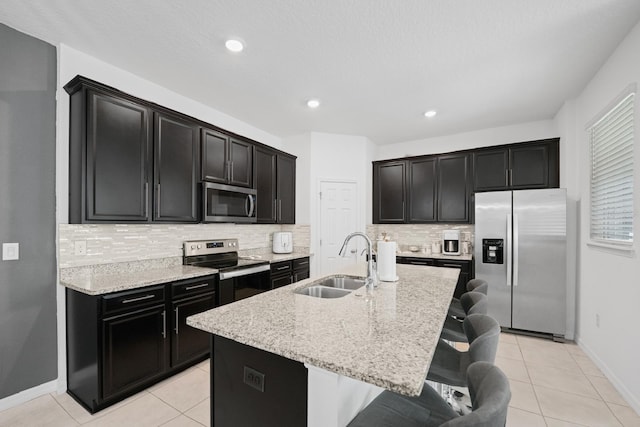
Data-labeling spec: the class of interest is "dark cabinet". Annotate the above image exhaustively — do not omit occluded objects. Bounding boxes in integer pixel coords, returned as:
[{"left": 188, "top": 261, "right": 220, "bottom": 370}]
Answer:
[
  {"left": 437, "top": 154, "right": 471, "bottom": 223},
  {"left": 373, "top": 161, "right": 406, "bottom": 223},
  {"left": 201, "top": 128, "right": 253, "bottom": 187},
  {"left": 102, "top": 304, "right": 168, "bottom": 399},
  {"left": 68, "top": 87, "right": 152, "bottom": 223},
  {"left": 254, "top": 147, "right": 296, "bottom": 224},
  {"left": 66, "top": 275, "right": 216, "bottom": 413},
  {"left": 473, "top": 138, "right": 559, "bottom": 192},
  {"left": 373, "top": 154, "right": 469, "bottom": 224},
  {"left": 270, "top": 257, "right": 309, "bottom": 289},
  {"left": 153, "top": 113, "right": 199, "bottom": 222},
  {"left": 408, "top": 158, "right": 437, "bottom": 223}
]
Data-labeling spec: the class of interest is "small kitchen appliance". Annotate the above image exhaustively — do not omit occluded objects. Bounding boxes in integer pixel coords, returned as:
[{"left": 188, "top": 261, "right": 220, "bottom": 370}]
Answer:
[
  {"left": 272, "top": 231, "right": 293, "bottom": 254},
  {"left": 183, "top": 239, "right": 270, "bottom": 306},
  {"left": 442, "top": 230, "right": 461, "bottom": 255}
]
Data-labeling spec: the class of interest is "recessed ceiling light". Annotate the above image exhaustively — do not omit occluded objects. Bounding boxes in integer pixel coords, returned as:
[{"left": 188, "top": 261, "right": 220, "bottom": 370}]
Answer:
[
  {"left": 307, "top": 99, "right": 320, "bottom": 109},
  {"left": 225, "top": 39, "right": 244, "bottom": 53},
  {"left": 424, "top": 110, "right": 437, "bottom": 118}
]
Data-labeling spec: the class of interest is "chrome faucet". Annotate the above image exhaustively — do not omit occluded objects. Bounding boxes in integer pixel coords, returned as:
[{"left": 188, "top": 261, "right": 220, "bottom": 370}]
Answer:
[{"left": 339, "top": 232, "right": 377, "bottom": 290}]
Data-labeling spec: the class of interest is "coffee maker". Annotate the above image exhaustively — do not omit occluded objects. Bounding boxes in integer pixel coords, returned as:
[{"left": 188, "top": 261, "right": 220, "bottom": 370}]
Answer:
[{"left": 442, "top": 230, "right": 460, "bottom": 255}]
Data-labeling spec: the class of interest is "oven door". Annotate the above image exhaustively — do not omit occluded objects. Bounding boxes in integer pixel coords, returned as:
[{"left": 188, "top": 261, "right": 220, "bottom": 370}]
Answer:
[
  {"left": 203, "top": 182, "right": 257, "bottom": 223},
  {"left": 218, "top": 264, "right": 271, "bottom": 306}
]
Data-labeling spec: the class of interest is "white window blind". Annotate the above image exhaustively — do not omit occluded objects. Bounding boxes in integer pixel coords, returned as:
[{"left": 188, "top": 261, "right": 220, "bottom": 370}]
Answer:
[{"left": 589, "top": 92, "right": 635, "bottom": 244}]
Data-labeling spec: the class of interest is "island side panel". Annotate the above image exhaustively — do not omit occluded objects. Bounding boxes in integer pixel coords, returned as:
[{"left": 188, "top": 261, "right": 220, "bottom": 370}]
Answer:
[{"left": 212, "top": 335, "right": 307, "bottom": 426}]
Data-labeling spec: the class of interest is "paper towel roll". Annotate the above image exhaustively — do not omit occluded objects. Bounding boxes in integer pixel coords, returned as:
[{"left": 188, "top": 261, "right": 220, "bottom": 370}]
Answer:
[{"left": 377, "top": 241, "right": 398, "bottom": 282}]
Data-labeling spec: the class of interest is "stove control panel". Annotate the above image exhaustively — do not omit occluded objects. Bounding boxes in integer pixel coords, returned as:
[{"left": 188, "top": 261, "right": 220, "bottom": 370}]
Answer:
[{"left": 184, "top": 239, "right": 239, "bottom": 257}]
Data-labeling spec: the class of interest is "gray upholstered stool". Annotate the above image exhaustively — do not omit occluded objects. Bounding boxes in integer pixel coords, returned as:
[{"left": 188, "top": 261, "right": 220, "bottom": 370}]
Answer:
[
  {"left": 347, "top": 361, "right": 511, "bottom": 427},
  {"left": 427, "top": 314, "right": 500, "bottom": 387},
  {"left": 441, "top": 292, "right": 488, "bottom": 343},
  {"left": 449, "top": 279, "right": 489, "bottom": 319}
]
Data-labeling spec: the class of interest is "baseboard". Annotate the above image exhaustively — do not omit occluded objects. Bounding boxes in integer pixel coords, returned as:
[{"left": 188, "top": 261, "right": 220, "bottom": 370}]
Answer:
[
  {"left": 0, "top": 380, "right": 58, "bottom": 412},
  {"left": 575, "top": 337, "right": 640, "bottom": 416}
]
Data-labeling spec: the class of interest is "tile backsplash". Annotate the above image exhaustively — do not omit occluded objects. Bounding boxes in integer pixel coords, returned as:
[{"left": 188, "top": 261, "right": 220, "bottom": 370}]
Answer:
[
  {"left": 366, "top": 224, "right": 474, "bottom": 251},
  {"left": 59, "top": 223, "right": 310, "bottom": 268}
]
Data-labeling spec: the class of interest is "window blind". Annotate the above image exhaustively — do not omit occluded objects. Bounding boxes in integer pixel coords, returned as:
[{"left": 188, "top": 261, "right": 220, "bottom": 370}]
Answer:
[{"left": 589, "top": 92, "right": 635, "bottom": 243}]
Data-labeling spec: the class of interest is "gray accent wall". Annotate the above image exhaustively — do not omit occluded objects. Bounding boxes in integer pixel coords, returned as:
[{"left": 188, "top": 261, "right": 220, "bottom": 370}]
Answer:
[{"left": 0, "top": 23, "right": 57, "bottom": 399}]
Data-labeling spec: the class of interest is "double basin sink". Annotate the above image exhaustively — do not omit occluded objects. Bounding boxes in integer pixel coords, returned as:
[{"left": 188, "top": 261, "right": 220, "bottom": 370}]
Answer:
[{"left": 294, "top": 275, "right": 366, "bottom": 299}]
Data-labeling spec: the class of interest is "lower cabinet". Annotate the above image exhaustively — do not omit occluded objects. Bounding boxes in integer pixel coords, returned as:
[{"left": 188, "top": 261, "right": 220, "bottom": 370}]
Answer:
[
  {"left": 270, "top": 257, "right": 310, "bottom": 289},
  {"left": 66, "top": 276, "right": 216, "bottom": 413},
  {"left": 396, "top": 257, "right": 473, "bottom": 298}
]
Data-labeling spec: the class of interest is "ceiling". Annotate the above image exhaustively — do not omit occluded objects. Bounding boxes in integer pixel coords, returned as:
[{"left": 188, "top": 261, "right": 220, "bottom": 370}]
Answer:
[{"left": 1, "top": 1, "right": 640, "bottom": 145}]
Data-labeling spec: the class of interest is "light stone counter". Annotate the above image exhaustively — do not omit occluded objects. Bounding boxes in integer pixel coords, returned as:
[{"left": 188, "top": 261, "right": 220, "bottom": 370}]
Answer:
[
  {"left": 60, "top": 258, "right": 218, "bottom": 295},
  {"left": 238, "top": 248, "right": 312, "bottom": 263},
  {"left": 188, "top": 262, "right": 458, "bottom": 397},
  {"left": 395, "top": 251, "right": 473, "bottom": 261}
]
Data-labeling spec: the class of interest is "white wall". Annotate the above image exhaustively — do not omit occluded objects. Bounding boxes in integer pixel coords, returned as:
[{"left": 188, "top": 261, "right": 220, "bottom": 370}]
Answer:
[
  {"left": 555, "top": 20, "right": 640, "bottom": 413},
  {"left": 376, "top": 119, "right": 557, "bottom": 160}
]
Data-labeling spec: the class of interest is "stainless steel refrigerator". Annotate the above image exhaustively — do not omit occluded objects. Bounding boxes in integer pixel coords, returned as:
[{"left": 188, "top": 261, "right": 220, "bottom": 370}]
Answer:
[{"left": 474, "top": 189, "right": 566, "bottom": 338}]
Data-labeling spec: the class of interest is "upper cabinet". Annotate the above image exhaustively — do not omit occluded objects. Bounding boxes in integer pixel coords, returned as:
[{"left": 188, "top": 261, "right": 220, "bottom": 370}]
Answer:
[
  {"left": 473, "top": 138, "right": 559, "bottom": 192},
  {"left": 201, "top": 128, "right": 252, "bottom": 188},
  {"left": 373, "top": 154, "right": 470, "bottom": 224},
  {"left": 254, "top": 146, "right": 296, "bottom": 224},
  {"left": 373, "top": 138, "right": 559, "bottom": 225},
  {"left": 153, "top": 112, "right": 199, "bottom": 222}
]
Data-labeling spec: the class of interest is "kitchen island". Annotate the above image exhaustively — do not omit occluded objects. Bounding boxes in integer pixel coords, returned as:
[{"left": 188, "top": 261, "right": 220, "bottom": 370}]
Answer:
[{"left": 187, "top": 263, "right": 458, "bottom": 426}]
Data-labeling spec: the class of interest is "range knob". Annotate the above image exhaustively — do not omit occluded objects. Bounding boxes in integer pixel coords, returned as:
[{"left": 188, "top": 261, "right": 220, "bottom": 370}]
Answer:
[
  {"left": 190, "top": 245, "right": 196, "bottom": 250},
  {"left": 197, "top": 244, "right": 202, "bottom": 249}
]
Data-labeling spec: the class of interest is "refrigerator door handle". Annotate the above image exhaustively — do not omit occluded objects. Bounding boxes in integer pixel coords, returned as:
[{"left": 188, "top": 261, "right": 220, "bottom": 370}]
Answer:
[
  {"left": 506, "top": 214, "right": 513, "bottom": 287},
  {"left": 513, "top": 213, "right": 519, "bottom": 287}
]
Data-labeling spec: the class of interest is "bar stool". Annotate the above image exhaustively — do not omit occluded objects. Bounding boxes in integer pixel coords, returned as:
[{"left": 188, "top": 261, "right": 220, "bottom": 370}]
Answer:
[
  {"left": 347, "top": 361, "right": 511, "bottom": 427},
  {"left": 449, "top": 279, "right": 488, "bottom": 319},
  {"left": 440, "top": 292, "right": 487, "bottom": 343},
  {"left": 427, "top": 314, "right": 500, "bottom": 387}
]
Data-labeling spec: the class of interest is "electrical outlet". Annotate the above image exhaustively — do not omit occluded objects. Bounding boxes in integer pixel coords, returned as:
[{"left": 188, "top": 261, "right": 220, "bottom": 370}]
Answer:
[
  {"left": 74, "top": 240, "right": 87, "bottom": 256},
  {"left": 596, "top": 313, "right": 600, "bottom": 328},
  {"left": 2, "top": 243, "right": 19, "bottom": 261}
]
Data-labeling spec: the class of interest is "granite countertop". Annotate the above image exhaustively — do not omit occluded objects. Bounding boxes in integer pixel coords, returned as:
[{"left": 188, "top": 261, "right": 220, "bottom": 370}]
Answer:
[
  {"left": 60, "top": 258, "right": 218, "bottom": 295},
  {"left": 395, "top": 251, "right": 473, "bottom": 261},
  {"left": 238, "top": 248, "right": 312, "bottom": 263},
  {"left": 187, "top": 262, "right": 458, "bottom": 397}
]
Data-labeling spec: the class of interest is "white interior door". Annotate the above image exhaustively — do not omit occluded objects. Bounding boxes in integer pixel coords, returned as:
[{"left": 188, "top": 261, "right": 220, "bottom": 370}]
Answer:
[{"left": 319, "top": 181, "right": 359, "bottom": 275}]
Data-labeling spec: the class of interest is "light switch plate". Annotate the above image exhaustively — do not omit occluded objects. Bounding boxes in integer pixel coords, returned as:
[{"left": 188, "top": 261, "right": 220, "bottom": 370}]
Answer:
[{"left": 2, "top": 243, "right": 19, "bottom": 261}]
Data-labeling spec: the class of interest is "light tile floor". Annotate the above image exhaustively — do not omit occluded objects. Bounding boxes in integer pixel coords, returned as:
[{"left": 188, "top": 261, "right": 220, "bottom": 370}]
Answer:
[{"left": 1, "top": 333, "right": 639, "bottom": 426}]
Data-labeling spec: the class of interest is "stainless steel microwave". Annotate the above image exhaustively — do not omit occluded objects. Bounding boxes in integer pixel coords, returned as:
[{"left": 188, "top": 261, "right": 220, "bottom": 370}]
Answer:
[{"left": 203, "top": 182, "right": 257, "bottom": 223}]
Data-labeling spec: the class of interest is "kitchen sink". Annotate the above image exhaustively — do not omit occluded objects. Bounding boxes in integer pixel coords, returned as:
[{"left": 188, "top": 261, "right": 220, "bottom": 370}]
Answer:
[
  {"left": 294, "top": 275, "right": 366, "bottom": 299},
  {"left": 295, "top": 286, "right": 352, "bottom": 298},
  {"left": 314, "top": 275, "right": 366, "bottom": 290}
]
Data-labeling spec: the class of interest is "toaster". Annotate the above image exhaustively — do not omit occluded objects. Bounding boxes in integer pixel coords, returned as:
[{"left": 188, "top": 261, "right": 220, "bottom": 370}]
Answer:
[{"left": 272, "top": 232, "right": 293, "bottom": 254}]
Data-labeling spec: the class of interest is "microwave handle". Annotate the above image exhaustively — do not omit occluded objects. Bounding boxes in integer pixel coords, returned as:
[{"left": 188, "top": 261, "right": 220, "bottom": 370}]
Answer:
[{"left": 247, "top": 194, "right": 255, "bottom": 217}]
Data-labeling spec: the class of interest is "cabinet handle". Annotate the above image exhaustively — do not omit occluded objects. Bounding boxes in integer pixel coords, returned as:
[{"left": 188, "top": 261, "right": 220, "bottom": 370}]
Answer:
[
  {"left": 174, "top": 307, "right": 179, "bottom": 335},
  {"left": 273, "top": 199, "right": 277, "bottom": 221},
  {"left": 276, "top": 265, "right": 289, "bottom": 271},
  {"left": 278, "top": 199, "right": 282, "bottom": 222},
  {"left": 156, "top": 183, "right": 161, "bottom": 217},
  {"left": 505, "top": 170, "right": 509, "bottom": 186},
  {"left": 509, "top": 169, "right": 513, "bottom": 186},
  {"left": 144, "top": 182, "right": 149, "bottom": 217},
  {"left": 121, "top": 294, "right": 155, "bottom": 304},
  {"left": 185, "top": 283, "right": 209, "bottom": 291},
  {"left": 296, "top": 261, "right": 309, "bottom": 265},
  {"left": 410, "top": 261, "right": 428, "bottom": 265},
  {"left": 441, "top": 263, "right": 462, "bottom": 269},
  {"left": 161, "top": 310, "right": 166, "bottom": 339},
  {"left": 227, "top": 160, "right": 232, "bottom": 182}
]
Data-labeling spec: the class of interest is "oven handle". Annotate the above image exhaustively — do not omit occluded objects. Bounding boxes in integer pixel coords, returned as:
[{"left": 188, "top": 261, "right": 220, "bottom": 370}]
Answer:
[
  {"left": 246, "top": 194, "right": 255, "bottom": 218},
  {"left": 219, "top": 263, "right": 271, "bottom": 280}
]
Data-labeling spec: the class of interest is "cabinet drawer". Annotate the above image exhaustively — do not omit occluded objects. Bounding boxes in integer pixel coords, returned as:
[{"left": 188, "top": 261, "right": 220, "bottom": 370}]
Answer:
[
  {"left": 435, "top": 260, "right": 471, "bottom": 273},
  {"left": 102, "top": 285, "right": 165, "bottom": 315},
  {"left": 271, "top": 260, "right": 292, "bottom": 276},
  {"left": 171, "top": 276, "right": 217, "bottom": 299},
  {"left": 398, "top": 257, "right": 436, "bottom": 266},
  {"left": 292, "top": 257, "right": 310, "bottom": 270}
]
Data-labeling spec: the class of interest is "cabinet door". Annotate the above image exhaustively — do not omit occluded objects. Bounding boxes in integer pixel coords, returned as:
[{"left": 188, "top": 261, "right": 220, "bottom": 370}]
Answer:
[
  {"left": 277, "top": 155, "right": 296, "bottom": 224},
  {"left": 171, "top": 292, "right": 216, "bottom": 368},
  {"left": 86, "top": 90, "right": 151, "bottom": 221},
  {"left": 509, "top": 144, "right": 549, "bottom": 189},
  {"left": 437, "top": 154, "right": 470, "bottom": 223},
  {"left": 229, "top": 138, "right": 253, "bottom": 187},
  {"left": 373, "top": 161, "right": 406, "bottom": 223},
  {"left": 472, "top": 149, "right": 509, "bottom": 192},
  {"left": 154, "top": 113, "right": 199, "bottom": 222},
  {"left": 102, "top": 305, "right": 168, "bottom": 399},
  {"left": 436, "top": 260, "right": 470, "bottom": 298},
  {"left": 407, "top": 158, "right": 437, "bottom": 223},
  {"left": 254, "top": 147, "right": 277, "bottom": 223},
  {"left": 201, "top": 128, "right": 228, "bottom": 183},
  {"left": 272, "top": 274, "right": 294, "bottom": 289}
]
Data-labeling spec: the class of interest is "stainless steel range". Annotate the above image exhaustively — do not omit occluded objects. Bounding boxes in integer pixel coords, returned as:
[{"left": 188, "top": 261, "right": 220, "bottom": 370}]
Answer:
[{"left": 183, "top": 239, "right": 271, "bottom": 306}]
